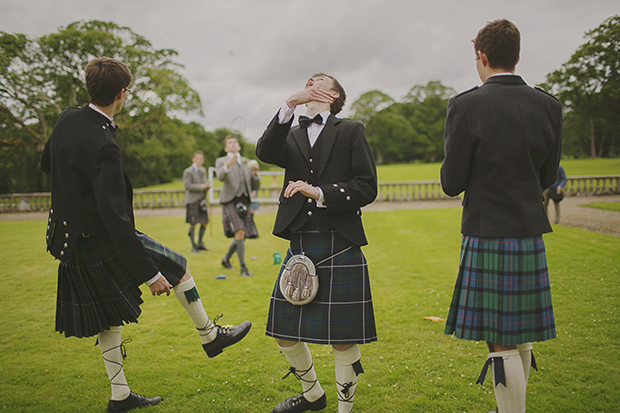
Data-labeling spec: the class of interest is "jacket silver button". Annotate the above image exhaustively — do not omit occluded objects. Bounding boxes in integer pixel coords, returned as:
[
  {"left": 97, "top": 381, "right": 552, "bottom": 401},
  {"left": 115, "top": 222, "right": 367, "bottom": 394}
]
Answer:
[
  {"left": 340, "top": 188, "right": 345, "bottom": 193},
  {"left": 346, "top": 196, "right": 351, "bottom": 201},
  {"left": 60, "top": 251, "right": 64, "bottom": 256},
  {"left": 309, "top": 158, "right": 313, "bottom": 162},
  {"left": 64, "top": 243, "right": 68, "bottom": 248},
  {"left": 307, "top": 211, "right": 313, "bottom": 216},
  {"left": 65, "top": 233, "right": 69, "bottom": 238},
  {"left": 63, "top": 221, "right": 67, "bottom": 226},
  {"left": 307, "top": 199, "right": 312, "bottom": 203}
]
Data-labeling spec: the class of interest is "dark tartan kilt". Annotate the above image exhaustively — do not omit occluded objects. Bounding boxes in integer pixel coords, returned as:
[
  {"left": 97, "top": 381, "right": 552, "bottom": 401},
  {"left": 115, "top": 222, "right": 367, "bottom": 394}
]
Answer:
[
  {"left": 444, "top": 235, "right": 556, "bottom": 346},
  {"left": 222, "top": 197, "right": 258, "bottom": 239},
  {"left": 265, "top": 221, "right": 377, "bottom": 345},
  {"left": 186, "top": 199, "right": 209, "bottom": 225},
  {"left": 55, "top": 231, "right": 187, "bottom": 339}
]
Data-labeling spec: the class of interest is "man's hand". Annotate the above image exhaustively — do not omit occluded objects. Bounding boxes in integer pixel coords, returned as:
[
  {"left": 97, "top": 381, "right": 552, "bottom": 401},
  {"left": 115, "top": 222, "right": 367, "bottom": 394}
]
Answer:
[
  {"left": 149, "top": 275, "right": 172, "bottom": 296},
  {"left": 201, "top": 183, "right": 211, "bottom": 190},
  {"left": 556, "top": 187, "right": 563, "bottom": 195},
  {"left": 286, "top": 86, "right": 337, "bottom": 108},
  {"left": 225, "top": 153, "right": 238, "bottom": 168},
  {"left": 284, "top": 180, "right": 320, "bottom": 199}
]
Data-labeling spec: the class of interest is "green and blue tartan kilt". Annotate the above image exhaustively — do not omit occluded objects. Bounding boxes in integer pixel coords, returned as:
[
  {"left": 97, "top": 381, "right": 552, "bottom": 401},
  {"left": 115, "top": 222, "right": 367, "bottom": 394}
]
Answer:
[
  {"left": 444, "top": 235, "right": 556, "bottom": 346},
  {"left": 55, "top": 231, "right": 187, "bottom": 338},
  {"left": 265, "top": 222, "right": 377, "bottom": 345},
  {"left": 222, "top": 197, "right": 258, "bottom": 239}
]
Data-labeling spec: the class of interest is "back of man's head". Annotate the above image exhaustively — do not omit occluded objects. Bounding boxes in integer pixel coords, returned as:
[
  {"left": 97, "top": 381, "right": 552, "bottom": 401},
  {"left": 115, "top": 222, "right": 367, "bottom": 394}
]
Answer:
[
  {"left": 473, "top": 19, "right": 520, "bottom": 71},
  {"left": 85, "top": 57, "right": 133, "bottom": 106}
]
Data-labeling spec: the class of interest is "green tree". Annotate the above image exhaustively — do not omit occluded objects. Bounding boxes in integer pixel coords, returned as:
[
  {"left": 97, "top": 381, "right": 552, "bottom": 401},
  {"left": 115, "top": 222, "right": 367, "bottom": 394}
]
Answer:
[
  {"left": 354, "top": 81, "right": 455, "bottom": 164},
  {"left": 351, "top": 90, "right": 394, "bottom": 125},
  {"left": 541, "top": 15, "right": 620, "bottom": 158},
  {"left": 0, "top": 20, "right": 207, "bottom": 193}
]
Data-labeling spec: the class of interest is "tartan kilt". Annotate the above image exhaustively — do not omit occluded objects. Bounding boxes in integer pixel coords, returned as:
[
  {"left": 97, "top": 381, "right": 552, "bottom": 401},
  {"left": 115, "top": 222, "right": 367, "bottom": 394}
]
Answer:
[
  {"left": 444, "top": 235, "right": 556, "bottom": 346},
  {"left": 186, "top": 199, "right": 209, "bottom": 225},
  {"left": 55, "top": 231, "right": 187, "bottom": 338},
  {"left": 265, "top": 221, "right": 377, "bottom": 345},
  {"left": 221, "top": 197, "right": 258, "bottom": 239}
]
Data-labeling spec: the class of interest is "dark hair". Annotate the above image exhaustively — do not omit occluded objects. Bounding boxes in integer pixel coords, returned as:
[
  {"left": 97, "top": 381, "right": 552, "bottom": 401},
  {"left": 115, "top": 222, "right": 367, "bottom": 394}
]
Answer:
[
  {"left": 85, "top": 57, "right": 133, "bottom": 106},
  {"left": 311, "top": 72, "right": 346, "bottom": 115},
  {"left": 473, "top": 19, "right": 520, "bottom": 71}
]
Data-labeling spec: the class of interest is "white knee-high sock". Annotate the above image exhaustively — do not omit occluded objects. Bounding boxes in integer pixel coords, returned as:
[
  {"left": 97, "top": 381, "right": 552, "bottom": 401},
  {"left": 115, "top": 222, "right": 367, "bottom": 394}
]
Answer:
[
  {"left": 278, "top": 342, "right": 324, "bottom": 402},
  {"left": 517, "top": 343, "right": 534, "bottom": 388},
  {"left": 98, "top": 326, "right": 130, "bottom": 401},
  {"left": 173, "top": 278, "right": 216, "bottom": 344},
  {"left": 489, "top": 349, "right": 526, "bottom": 413},
  {"left": 333, "top": 345, "right": 362, "bottom": 413}
]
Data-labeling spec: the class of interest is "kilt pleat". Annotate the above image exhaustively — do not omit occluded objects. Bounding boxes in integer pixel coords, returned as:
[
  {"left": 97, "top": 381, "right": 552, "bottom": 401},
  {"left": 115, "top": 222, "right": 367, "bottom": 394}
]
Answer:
[
  {"left": 55, "top": 231, "right": 187, "bottom": 338},
  {"left": 265, "top": 222, "right": 377, "bottom": 345},
  {"left": 444, "top": 235, "right": 556, "bottom": 346},
  {"left": 222, "top": 199, "right": 258, "bottom": 238}
]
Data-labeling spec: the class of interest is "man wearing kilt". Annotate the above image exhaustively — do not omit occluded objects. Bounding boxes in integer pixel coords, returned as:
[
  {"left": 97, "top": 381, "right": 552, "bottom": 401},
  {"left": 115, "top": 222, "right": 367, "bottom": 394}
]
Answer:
[
  {"left": 41, "top": 58, "right": 251, "bottom": 413},
  {"left": 183, "top": 150, "right": 212, "bottom": 252},
  {"left": 256, "top": 73, "right": 378, "bottom": 413},
  {"left": 441, "top": 20, "right": 562, "bottom": 413},
  {"left": 215, "top": 135, "right": 261, "bottom": 277}
]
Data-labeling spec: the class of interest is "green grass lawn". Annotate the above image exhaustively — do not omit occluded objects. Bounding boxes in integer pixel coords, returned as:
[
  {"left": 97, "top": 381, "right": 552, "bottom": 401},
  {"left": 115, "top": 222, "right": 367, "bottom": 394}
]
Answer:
[
  {"left": 582, "top": 202, "right": 620, "bottom": 212},
  {"left": 139, "top": 158, "right": 620, "bottom": 190},
  {"left": 1, "top": 209, "right": 619, "bottom": 412}
]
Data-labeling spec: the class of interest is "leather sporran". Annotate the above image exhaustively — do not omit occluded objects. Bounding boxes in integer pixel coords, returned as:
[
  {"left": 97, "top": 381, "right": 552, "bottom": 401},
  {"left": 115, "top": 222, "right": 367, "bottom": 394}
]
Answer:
[
  {"left": 235, "top": 202, "right": 248, "bottom": 218},
  {"left": 279, "top": 254, "right": 319, "bottom": 306}
]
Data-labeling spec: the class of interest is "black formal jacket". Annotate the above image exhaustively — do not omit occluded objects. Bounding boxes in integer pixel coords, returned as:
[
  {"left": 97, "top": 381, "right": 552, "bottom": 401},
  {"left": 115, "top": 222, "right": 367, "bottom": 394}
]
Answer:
[
  {"left": 41, "top": 106, "right": 159, "bottom": 285},
  {"left": 256, "top": 112, "right": 377, "bottom": 246},
  {"left": 440, "top": 75, "right": 563, "bottom": 238}
]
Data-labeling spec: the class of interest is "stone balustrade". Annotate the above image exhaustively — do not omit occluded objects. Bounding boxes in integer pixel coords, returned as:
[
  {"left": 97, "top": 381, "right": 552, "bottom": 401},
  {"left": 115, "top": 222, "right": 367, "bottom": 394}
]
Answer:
[{"left": 1, "top": 175, "right": 619, "bottom": 213}]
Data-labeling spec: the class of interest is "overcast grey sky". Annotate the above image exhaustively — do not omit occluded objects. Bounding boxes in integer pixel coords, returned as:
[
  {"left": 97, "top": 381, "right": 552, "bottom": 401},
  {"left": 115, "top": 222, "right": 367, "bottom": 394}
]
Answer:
[{"left": 1, "top": 0, "right": 618, "bottom": 143}]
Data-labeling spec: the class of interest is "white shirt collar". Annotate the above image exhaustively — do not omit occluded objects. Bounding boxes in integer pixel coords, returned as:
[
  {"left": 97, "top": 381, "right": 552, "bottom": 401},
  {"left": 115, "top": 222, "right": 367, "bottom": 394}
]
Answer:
[{"left": 88, "top": 103, "right": 113, "bottom": 122}]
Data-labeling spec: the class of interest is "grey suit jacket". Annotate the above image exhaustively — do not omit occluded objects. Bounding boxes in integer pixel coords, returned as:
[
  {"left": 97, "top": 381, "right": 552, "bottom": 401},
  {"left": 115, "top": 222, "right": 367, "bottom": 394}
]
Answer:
[
  {"left": 441, "top": 75, "right": 563, "bottom": 238},
  {"left": 215, "top": 155, "right": 260, "bottom": 204},
  {"left": 183, "top": 164, "right": 207, "bottom": 205}
]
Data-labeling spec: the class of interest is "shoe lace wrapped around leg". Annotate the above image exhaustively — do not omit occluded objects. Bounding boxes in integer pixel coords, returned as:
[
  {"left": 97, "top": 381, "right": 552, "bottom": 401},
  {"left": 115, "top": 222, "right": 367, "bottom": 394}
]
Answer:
[{"left": 281, "top": 364, "right": 319, "bottom": 396}]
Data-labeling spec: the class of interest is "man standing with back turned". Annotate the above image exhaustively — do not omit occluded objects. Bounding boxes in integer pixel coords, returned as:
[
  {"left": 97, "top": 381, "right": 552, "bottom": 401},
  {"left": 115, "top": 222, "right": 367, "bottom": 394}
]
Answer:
[
  {"left": 441, "top": 20, "right": 562, "bottom": 413},
  {"left": 41, "top": 57, "right": 250, "bottom": 413}
]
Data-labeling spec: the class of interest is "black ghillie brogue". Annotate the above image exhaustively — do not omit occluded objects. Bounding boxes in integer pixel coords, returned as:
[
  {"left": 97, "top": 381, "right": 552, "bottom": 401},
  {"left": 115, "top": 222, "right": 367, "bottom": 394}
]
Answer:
[
  {"left": 107, "top": 392, "right": 162, "bottom": 413},
  {"left": 201, "top": 318, "right": 251, "bottom": 358},
  {"left": 272, "top": 392, "right": 326, "bottom": 413}
]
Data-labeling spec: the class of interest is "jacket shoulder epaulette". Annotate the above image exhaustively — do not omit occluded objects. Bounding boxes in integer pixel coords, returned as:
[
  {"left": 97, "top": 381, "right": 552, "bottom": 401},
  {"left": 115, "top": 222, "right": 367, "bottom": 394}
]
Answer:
[
  {"left": 454, "top": 85, "right": 479, "bottom": 98},
  {"left": 534, "top": 86, "right": 560, "bottom": 102}
]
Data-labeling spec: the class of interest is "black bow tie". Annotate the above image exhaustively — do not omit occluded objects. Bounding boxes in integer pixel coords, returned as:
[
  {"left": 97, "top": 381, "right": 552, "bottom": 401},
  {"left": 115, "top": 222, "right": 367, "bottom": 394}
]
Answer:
[{"left": 299, "top": 114, "right": 323, "bottom": 128}]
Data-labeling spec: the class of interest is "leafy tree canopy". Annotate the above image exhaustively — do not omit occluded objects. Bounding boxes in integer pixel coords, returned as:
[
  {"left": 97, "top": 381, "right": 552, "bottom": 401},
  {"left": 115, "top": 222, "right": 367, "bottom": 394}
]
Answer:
[{"left": 0, "top": 20, "right": 221, "bottom": 193}]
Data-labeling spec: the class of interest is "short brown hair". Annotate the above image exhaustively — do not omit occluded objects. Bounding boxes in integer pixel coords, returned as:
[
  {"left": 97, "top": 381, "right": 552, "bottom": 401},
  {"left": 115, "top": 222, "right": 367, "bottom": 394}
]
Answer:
[
  {"left": 85, "top": 57, "right": 133, "bottom": 106},
  {"left": 192, "top": 150, "right": 204, "bottom": 158},
  {"left": 473, "top": 19, "right": 520, "bottom": 71},
  {"left": 224, "top": 135, "right": 237, "bottom": 144},
  {"left": 312, "top": 72, "right": 346, "bottom": 115}
]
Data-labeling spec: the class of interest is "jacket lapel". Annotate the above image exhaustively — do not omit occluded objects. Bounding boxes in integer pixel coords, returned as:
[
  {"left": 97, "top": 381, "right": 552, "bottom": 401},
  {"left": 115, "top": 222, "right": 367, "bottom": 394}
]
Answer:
[
  {"left": 292, "top": 127, "right": 310, "bottom": 161},
  {"left": 318, "top": 115, "right": 339, "bottom": 178}
]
